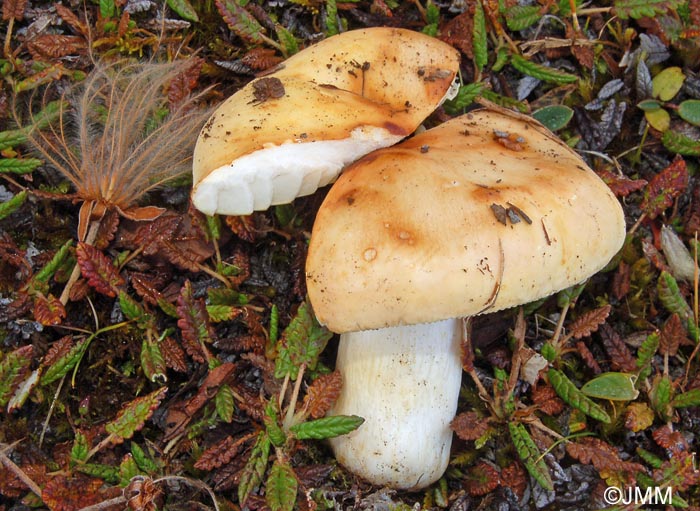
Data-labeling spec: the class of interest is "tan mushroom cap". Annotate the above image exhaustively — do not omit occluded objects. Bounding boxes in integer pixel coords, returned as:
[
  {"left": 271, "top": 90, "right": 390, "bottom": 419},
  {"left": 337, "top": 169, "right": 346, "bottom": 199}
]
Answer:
[
  {"left": 306, "top": 108, "right": 626, "bottom": 333},
  {"left": 191, "top": 27, "right": 459, "bottom": 216}
]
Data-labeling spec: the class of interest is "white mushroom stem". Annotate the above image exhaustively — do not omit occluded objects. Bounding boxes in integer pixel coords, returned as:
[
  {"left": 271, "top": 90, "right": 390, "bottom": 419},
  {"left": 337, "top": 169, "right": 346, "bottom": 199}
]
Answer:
[{"left": 328, "top": 319, "right": 463, "bottom": 490}]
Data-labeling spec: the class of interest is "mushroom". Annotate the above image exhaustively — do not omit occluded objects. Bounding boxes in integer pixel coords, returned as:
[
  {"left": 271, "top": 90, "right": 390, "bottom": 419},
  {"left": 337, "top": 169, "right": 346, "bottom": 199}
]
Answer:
[
  {"left": 305, "top": 107, "right": 626, "bottom": 489},
  {"left": 191, "top": 28, "right": 460, "bottom": 216}
]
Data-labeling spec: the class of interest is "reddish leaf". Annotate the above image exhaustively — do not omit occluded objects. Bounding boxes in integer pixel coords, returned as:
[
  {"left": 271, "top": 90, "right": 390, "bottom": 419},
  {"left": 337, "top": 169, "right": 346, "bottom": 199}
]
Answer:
[
  {"left": 439, "top": 11, "right": 474, "bottom": 57},
  {"left": 640, "top": 155, "right": 689, "bottom": 219},
  {"left": 26, "top": 34, "right": 86, "bottom": 60},
  {"left": 33, "top": 293, "right": 66, "bottom": 326},
  {"left": 130, "top": 212, "right": 181, "bottom": 256},
  {"left": 130, "top": 272, "right": 166, "bottom": 305},
  {"left": 652, "top": 424, "right": 688, "bottom": 454},
  {"left": 42, "top": 474, "right": 104, "bottom": 511},
  {"left": 599, "top": 324, "right": 637, "bottom": 372},
  {"left": 241, "top": 47, "right": 283, "bottom": 71},
  {"left": 92, "top": 209, "right": 120, "bottom": 250},
  {"left": 42, "top": 335, "right": 74, "bottom": 368},
  {"left": 2, "top": 0, "right": 26, "bottom": 21},
  {"left": 569, "top": 305, "right": 611, "bottom": 339},
  {"left": 159, "top": 335, "right": 188, "bottom": 372},
  {"left": 531, "top": 383, "right": 565, "bottom": 415},
  {"left": 215, "top": 0, "right": 265, "bottom": 44},
  {"left": 567, "top": 24, "right": 594, "bottom": 69},
  {"left": 501, "top": 462, "right": 527, "bottom": 500},
  {"left": 659, "top": 313, "right": 685, "bottom": 357},
  {"left": 303, "top": 371, "right": 343, "bottom": 419},
  {"left": 105, "top": 387, "right": 168, "bottom": 444},
  {"left": 54, "top": 3, "right": 88, "bottom": 34},
  {"left": 75, "top": 242, "right": 124, "bottom": 297},
  {"left": 168, "top": 57, "right": 204, "bottom": 109},
  {"left": 566, "top": 437, "right": 645, "bottom": 483},
  {"left": 596, "top": 170, "right": 647, "bottom": 198},
  {"left": 575, "top": 340, "right": 602, "bottom": 374},
  {"left": 194, "top": 432, "right": 257, "bottom": 470},
  {"left": 612, "top": 260, "right": 631, "bottom": 300},
  {"left": 176, "top": 280, "right": 213, "bottom": 363},
  {"left": 451, "top": 411, "right": 491, "bottom": 441},
  {"left": 464, "top": 461, "right": 500, "bottom": 496}
]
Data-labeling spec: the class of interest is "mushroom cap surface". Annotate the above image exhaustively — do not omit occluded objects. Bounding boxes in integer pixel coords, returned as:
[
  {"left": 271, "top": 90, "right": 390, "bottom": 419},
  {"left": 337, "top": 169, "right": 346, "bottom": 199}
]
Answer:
[
  {"left": 306, "top": 108, "right": 627, "bottom": 333},
  {"left": 192, "top": 27, "right": 460, "bottom": 216}
]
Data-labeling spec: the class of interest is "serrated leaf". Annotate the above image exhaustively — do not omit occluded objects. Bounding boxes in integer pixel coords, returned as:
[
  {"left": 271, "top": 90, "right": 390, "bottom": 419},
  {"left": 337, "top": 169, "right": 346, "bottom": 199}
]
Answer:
[
  {"left": 215, "top": 384, "right": 235, "bottom": 423},
  {"left": 215, "top": 0, "right": 264, "bottom": 43},
  {"left": 0, "top": 157, "right": 43, "bottom": 174},
  {"left": 264, "top": 399, "right": 287, "bottom": 446},
  {"left": 33, "top": 293, "right": 66, "bottom": 326},
  {"left": 0, "top": 128, "right": 27, "bottom": 150},
  {"left": 266, "top": 460, "right": 298, "bottom": 511},
  {"left": 657, "top": 271, "right": 699, "bottom": 342},
  {"left": 303, "top": 371, "right": 343, "bottom": 419},
  {"left": 238, "top": 433, "right": 271, "bottom": 506},
  {"left": 274, "top": 301, "right": 333, "bottom": 380},
  {"left": 0, "top": 190, "right": 27, "bottom": 219},
  {"left": 71, "top": 431, "right": 90, "bottom": 463},
  {"left": 652, "top": 66, "right": 685, "bottom": 101},
  {"left": 34, "top": 240, "right": 72, "bottom": 285},
  {"left": 508, "top": 422, "right": 553, "bottom": 491},
  {"left": 678, "top": 99, "right": 700, "bottom": 126},
  {"left": 289, "top": 414, "right": 364, "bottom": 440},
  {"left": 176, "top": 280, "right": 213, "bottom": 363},
  {"left": 640, "top": 156, "right": 688, "bottom": 219},
  {"left": 472, "top": 0, "right": 487, "bottom": 71},
  {"left": 119, "top": 454, "right": 140, "bottom": 484},
  {"left": 105, "top": 387, "right": 167, "bottom": 443},
  {"left": 275, "top": 25, "right": 299, "bottom": 56},
  {"left": 76, "top": 242, "right": 124, "bottom": 297},
  {"left": 131, "top": 442, "right": 161, "bottom": 474},
  {"left": 505, "top": 4, "right": 541, "bottom": 31},
  {"left": 581, "top": 372, "right": 639, "bottom": 401},
  {"left": 324, "top": 0, "right": 339, "bottom": 35},
  {"left": 671, "top": 388, "right": 700, "bottom": 408},
  {"left": 614, "top": 0, "right": 684, "bottom": 20},
  {"left": 649, "top": 374, "right": 673, "bottom": 420},
  {"left": 166, "top": 0, "right": 199, "bottom": 21},
  {"left": 532, "top": 105, "right": 574, "bottom": 131},
  {"left": 40, "top": 337, "right": 90, "bottom": 385},
  {"left": 510, "top": 54, "right": 578, "bottom": 84},
  {"left": 75, "top": 463, "right": 120, "bottom": 483},
  {"left": 548, "top": 368, "right": 611, "bottom": 423},
  {"left": 141, "top": 335, "right": 166, "bottom": 383},
  {"left": 443, "top": 82, "right": 486, "bottom": 114},
  {"left": 625, "top": 402, "right": 655, "bottom": 432},
  {"left": 662, "top": 130, "right": 700, "bottom": 156},
  {"left": 636, "top": 332, "right": 659, "bottom": 370},
  {"left": 0, "top": 345, "right": 33, "bottom": 407},
  {"left": 569, "top": 305, "right": 611, "bottom": 339}
]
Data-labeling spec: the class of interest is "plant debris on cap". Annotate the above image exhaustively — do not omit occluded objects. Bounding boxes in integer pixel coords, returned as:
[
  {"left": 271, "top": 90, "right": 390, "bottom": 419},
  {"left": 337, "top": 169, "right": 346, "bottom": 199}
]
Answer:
[
  {"left": 306, "top": 107, "right": 627, "bottom": 333},
  {"left": 191, "top": 27, "right": 460, "bottom": 216}
]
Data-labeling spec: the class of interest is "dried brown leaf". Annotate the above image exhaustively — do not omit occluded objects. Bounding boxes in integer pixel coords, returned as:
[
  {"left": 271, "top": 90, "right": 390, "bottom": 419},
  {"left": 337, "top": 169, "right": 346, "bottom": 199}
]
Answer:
[
  {"left": 131, "top": 213, "right": 181, "bottom": 256},
  {"left": 640, "top": 155, "right": 689, "bottom": 220},
  {"left": 76, "top": 242, "right": 124, "bottom": 297},
  {"left": 176, "top": 280, "right": 212, "bottom": 363},
  {"left": 42, "top": 474, "right": 104, "bottom": 511},
  {"left": 569, "top": 305, "right": 611, "bottom": 339},
  {"left": 652, "top": 425, "right": 687, "bottom": 454},
  {"left": 160, "top": 335, "right": 188, "bottom": 372},
  {"left": 54, "top": 3, "right": 88, "bottom": 34},
  {"left": 659, "top": 313, "right": 685, "bottom": 357},
  {"left": 532, "top": 383, "right": 565, "bottom": 415},
  {"left": 93, "top": 209, "right": 120, "bottom": 250},
  {"left": 42, "top": 335, "right": 74, "bottom": 368},
  {"left": 439, "top": 11, "right": 474, "bottom": 57},
  {"left": 501, "top": 462, "right": 527, "bottom": 500},
  {"left": 464, "top": 461, "right": 500, "bottom": 496},
  {"left": 27, "top": 34, "right": 87, "bottom": 60},
  {"left": 195, "top": 433, "right": 257, "bottom": 471},
  {"left": 303, "top": 371, "right": 343, "bottom": 419},
  {"left": 2, "top": 0, "right": 26, "bottom": 21},
  {"left": 130, "top": 272, "right": 165, "bottom": 305},
  {"left": 612, "top": 260, "right": 631, "bottom": 300},
  {"left": 241, "top": 47, "right": 283, "bottom": 71},
  {"left": 599, "top": 324, "right": 637, "bottom": 372},
  {"left": 575, "top": 340, "right": 602, "bottom": 374},
  {"left": 451, "top": 411, "right": 491, "bottom": 441},
  {"left": 168, "top": 57, "right": 204, "bottom": 109},
  {"left": 566, "top": 437, "right": 645, "bottom": 483}
]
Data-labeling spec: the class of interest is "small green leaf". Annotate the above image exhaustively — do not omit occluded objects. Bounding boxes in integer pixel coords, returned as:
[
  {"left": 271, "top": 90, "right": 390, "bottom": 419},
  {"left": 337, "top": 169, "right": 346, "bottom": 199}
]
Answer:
[
  {"left": 324, "top": 0, "right": 339, "bottom": 35},
  {"left": 0, "top": 157, "right": 43, "bottom": 174},
  {"left": 141, "top": 336, "right": 167, "bottom": 383},
  {"left": 41, "top": 338, "right": 91, "bottom": 386},
  {"left": 105, "top": 387, "right": 168, "bottom": 442},
  {"left": 472, "top": 0, "right": 488, "bottom": 71},
  {"left": 508, "top": 422, "right": 553, "bottom": 491},
  {"left": 289, "top": 415, "right": 364, "bottom": 440},
  {"left": 0, "top": 190, "right": 28, "bottom": 220},
  {"left": 70, "top": 431, "right": 90, "bottom": 463},
  {"left": 131, "top": 442, "right": 161, "bottom": 474},
  {"left": 649, "top": 374, "right": 673, "bottom": 420},
  {"left": 238, "top": 433, "right": 271, "bottom": 507},
  {"left": 266, "top": 460, "right": 298, "bottom": 511},
  {"left": 657, "top": 271, "right": 699, "bottom": 342},
  {"left": 443, "top": 82, "right": 486, "bottom": 114},
  {"left": 614, "top": 0, "right": 684, "bottom": 20},
  {"left": 532, "top": 105, "right": 574, "bottom": 131},
  {"left": 275, "top": 25, "right": 299, "bottom": 56},
  {"left": 645, "top": 108, "right": 671, "bottom": 131},
  {"left": 505, "top": 4, "right": 542, "bottom": 31},
  {"left": 119, "top": 454, "right": 140, "bottom": 484},
  {"left": 119, "top": 291, "right": 147, "bottom": 323},
  {"left": 100, "top": 0, "right": 116, "bottom": 18},
  {"left": 580, "top": 372, "right": 639, "bottom": 401},
  {"left": 671, "top": 387, "right": 700, "bottom": 408},
  {"left": 0, "top": 129, "right": 27, "bottom": 151},
  {"left": 216, "top": 0, "right": 265, "bottom": 44},
  {"left": 510, "top": 54, "right": 578, "bottom": 84},
  {"left": 678, "top": 99, "right": 700, "bottom": 126},
  {"left": 75, "top": 463, "right": 120, "bottom": 483},
  {"left": 216, "top": 384, "right": 236, "bottom": 423},
  {"left": 652, "top": 66, "right": 685, "bottom": 101},
  {"left": 540, "top": 342, "right": 558, "bottom": 362},
  {"left": 548, "top": 368, "right": 611, "bottom": 423},
  {"left": 264, "top": 400, "right": 287, "bottom": 446},
  {"left": 167, "top": 0, "right": 199, "bottom": 21},
  {"left": 636, "top": 332, "right": 659, "bottom": 371},
  {"left": 33, "top": 240, "right": 72, "bottom": 286},
  {"left": 637, "top": 99, "right": 663, "bottom": 111}
]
